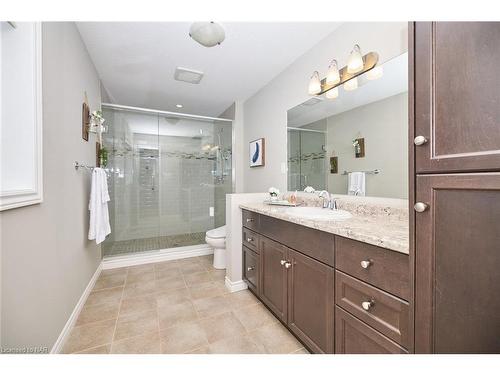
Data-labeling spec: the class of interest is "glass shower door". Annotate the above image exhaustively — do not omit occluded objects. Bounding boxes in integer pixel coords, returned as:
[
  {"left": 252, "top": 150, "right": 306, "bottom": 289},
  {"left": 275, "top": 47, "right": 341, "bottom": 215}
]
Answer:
[{"left": 101, "top": 109, "right": 160, "bottom": 256}]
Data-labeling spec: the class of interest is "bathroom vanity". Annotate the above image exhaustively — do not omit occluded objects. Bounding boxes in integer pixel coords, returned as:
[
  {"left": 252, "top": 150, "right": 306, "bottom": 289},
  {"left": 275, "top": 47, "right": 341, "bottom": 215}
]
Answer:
[{"left": 240, "top": 198, "right": 409, "bottom": 354}]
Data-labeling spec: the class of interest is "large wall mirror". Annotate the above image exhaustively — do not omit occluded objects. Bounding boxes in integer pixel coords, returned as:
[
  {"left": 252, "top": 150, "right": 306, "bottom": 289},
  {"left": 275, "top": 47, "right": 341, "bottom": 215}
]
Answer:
[{"left": 287, "top": 52, "right": 408, "bottom": 199}]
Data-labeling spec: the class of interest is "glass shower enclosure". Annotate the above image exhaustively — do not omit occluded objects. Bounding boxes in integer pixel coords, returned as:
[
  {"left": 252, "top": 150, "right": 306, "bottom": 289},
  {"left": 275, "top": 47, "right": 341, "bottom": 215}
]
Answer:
[
  {"left": 101, "top": 104, "right": 233, "bottom": 258},
  {"left": 287, "top": 128, "right": 326, "bottom": 191}
]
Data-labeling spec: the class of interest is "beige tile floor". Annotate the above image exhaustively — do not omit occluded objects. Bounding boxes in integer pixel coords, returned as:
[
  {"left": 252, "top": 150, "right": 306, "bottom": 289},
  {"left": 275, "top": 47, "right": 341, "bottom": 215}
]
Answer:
[{"left": 63, "top": 255, "right": 309, "bottom": 354}]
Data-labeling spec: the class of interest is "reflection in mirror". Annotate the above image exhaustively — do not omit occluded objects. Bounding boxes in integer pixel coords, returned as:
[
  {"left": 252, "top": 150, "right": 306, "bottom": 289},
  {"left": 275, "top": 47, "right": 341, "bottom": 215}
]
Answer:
[{"left": 287, "top": 52, "right": 408, "bottom": 199}]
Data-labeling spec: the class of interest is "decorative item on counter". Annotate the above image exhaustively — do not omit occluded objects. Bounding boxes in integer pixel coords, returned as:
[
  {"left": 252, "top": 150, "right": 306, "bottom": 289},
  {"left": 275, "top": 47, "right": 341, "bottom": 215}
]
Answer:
[
  {"left": 268, "top": 187, "right": 280, "bottom": 201},
  {"left": 353, "top": 137, "right": 365, "bottom": 158},
  {"left": 249, "top": 138, "right": 265, "bottom": 167},
  {"left": 304, "top": 186, "right": 316, "bottom": 193},
  {"left": 289, "top": 190, "right": 297, "bottom": 205},
  {"left": 330, "top": 156, "right": 338, "bottom": 173}
]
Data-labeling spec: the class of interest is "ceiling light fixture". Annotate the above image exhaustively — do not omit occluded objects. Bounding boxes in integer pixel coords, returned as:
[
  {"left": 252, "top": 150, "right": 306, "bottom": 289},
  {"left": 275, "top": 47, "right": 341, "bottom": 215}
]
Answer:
[
  {"left": 308, "top": 71, "right": 322, "bottom": 95},
  {"left": 189, "top": 22, "right": 225, "bottom": 47},
  {"left": 326, "top": 59, "right": 340, "bottom": 86},
  {"left": 347, "top": 44, "right": 364, "bottom": 74}
]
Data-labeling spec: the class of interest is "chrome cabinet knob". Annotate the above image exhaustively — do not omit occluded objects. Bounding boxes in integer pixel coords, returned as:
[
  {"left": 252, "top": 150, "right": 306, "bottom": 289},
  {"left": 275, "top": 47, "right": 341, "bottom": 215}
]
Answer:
[
  {"left": 414, "top": 202, "right": 428, "bottom": 213},
  {"left": 247, "top": 266, "right": 254, "bottom": 272},
  {"left": 284, "top": 262, "right": 292, "bottom": 269},
  {"left": 414, "top": 136, "right": 428, "bottom": 146},
  {"left": 280, "top": 260, "right": 286, "bottom": 266},
  {"left": 361, "top": 300, "right": 374, "bottom": 311},
  {"left": 246, "top": 237, "right": 253, "bottom": 242},
  {"left": 246, "top": 218, "right": 254, "bottom": 223},
  {"left": 360, "top": 260, "right": 372, "bottom": 269}
]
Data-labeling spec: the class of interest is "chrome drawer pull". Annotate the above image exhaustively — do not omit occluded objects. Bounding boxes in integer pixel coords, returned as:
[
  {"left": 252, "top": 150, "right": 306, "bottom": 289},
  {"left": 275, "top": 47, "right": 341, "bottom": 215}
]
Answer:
[
  {"left": 280, "top": 260, "right": 286, "bottom": 266},
  {"left": 360, "top": 260, "right": 372, "bottom": 269},
  {"left": 247, "top": 266, "right": 254, "bottom": 272},
  {"left": 246, "top": 237, "right": 254, "bottom": 242},
  {"left": 362, "top": 300, "right": 374, "bottom": 311},
  {"left": 284, "top": 261, "right": 292, "bottom": 269},
  {"left": 246, "top": 218, "right": 254, "bottom": 223}
]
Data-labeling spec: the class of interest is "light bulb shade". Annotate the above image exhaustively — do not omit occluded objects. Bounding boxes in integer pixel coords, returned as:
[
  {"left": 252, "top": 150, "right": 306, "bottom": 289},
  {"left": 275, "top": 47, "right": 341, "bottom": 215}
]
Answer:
[
  {"left": 347, "top": 44, "right": 364, "bottom": 74},
  {"left": 326, "top": 59, "right": 340, "bottom": 86},
  {"left": 326, "top": 87, "right": 339, "bottom": 99},
  {"left": 366, "top": 65, "right": 383, "bottom": 80},
  {"left": 308, "top": 71, "right": 322, "bottom": 95},
  {"left": 343, "top": 77, "right": 358, "bottom": 91},
  {"left": 189, "top": 22, "right": 225, "bottom": 47}
]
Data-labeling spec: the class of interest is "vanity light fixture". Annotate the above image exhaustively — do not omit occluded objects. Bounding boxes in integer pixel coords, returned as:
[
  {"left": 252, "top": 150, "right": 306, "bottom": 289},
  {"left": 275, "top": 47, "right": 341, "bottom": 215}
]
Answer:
[
  {"left": 326, "top": 59, "right": 340, "bottom": 86},
  {"left": 176, "top": 104, "right": 183, "bottom": 108},
  {"left": 343, "top": 77, "right": 358, "bottom": 91},
  {"left": 307, "top": 45, "right": 378, "bottom": 97},
  {"left": 347, "top": 44, "right": 364, "bottom": 74},
  {"left": 308, "top": 71, "right": 322, "bottom": 95},
  {"left": 366, "top": 65, "right": 383, "bottom": 80},
  {"left": 326, "top": 87, "right": 339, "bottom": 99}
]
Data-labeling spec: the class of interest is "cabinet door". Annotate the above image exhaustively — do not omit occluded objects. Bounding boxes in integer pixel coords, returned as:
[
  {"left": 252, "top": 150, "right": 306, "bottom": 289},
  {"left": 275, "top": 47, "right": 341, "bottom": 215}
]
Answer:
[
  {"left": 335, "top": 307, "right": 408, "bottom": 354},
  {"left": 414, "top": 22, "right": 500, "bottom": 173},
  {"left": 287, "top": 249, "right": 334, "bottom": 353},
  {"left": 260, "top": 236, "right": 288, "bottom": 322},
  {"left": 415, "top": 174, "right": 500, "bottom": 353},
  {"left": 243, "top": 246, "right": 259, "bottom": 294}
]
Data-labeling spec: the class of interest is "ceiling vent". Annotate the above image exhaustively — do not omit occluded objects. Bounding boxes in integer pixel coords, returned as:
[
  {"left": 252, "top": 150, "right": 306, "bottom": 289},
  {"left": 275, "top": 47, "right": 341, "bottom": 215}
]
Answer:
[
  {"left": 301, "top": 97, "right": 324, "bottom": 106},
  {"left": 174, "top": 67, "right": 204, "bottom": 84}
]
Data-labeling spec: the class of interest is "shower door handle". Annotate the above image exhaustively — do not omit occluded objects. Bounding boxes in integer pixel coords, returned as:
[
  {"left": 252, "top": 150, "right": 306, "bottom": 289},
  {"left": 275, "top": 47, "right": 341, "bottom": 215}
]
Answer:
[{"left": 151, "top": 175, "right": 155, "bottom": 191}]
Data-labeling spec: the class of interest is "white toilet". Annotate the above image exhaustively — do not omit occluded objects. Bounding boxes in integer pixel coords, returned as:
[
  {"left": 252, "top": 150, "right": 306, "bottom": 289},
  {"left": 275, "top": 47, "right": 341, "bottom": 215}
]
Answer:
[{"left": 205, "top": 225, "right": 226, "bottom": 269}]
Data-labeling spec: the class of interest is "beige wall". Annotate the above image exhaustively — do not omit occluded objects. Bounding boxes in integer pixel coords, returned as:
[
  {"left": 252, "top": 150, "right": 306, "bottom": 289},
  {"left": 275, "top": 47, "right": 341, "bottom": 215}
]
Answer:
[
  {"left": 326, "top": 92, "right": 408, "bottom": 199},
  {"left": 0, "top": 22, "right": 102, "bottom": 350},
  {"left": 243, "top": 22, "right": 408, "bottom": 193}
]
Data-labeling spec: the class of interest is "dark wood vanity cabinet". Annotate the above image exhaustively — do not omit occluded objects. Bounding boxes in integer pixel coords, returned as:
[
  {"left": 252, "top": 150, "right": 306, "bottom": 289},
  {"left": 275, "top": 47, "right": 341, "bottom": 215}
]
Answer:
[
  {"left": 411, "top": 22, "right": 500, "bottom": 353},
  {"left": 287, "top": 249, "right": 334, "bottom": 353},
  {"left": 260, "top": 236, "right": 288, "bottom": 323},
  {"left": 414, "top": 174, "right": 500, "bottom": 353},
  {"left": 414, "top": 22, "right": 500, "bottom": 173},
  {"left": 242, "top": 210, "right": 409, "bottom": 354}
]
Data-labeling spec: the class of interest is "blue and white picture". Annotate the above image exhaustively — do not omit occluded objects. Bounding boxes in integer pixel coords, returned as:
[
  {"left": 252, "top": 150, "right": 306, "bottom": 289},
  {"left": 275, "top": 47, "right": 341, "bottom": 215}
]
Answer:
[{"left": 249, "top": 138, "right": 265, "bottom": 167}]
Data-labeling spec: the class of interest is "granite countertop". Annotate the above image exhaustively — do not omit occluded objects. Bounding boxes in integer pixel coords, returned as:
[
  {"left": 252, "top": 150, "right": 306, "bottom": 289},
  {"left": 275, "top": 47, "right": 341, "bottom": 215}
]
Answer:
[{"left": 239, "top": 199, "right": 409, "bottom": 255}]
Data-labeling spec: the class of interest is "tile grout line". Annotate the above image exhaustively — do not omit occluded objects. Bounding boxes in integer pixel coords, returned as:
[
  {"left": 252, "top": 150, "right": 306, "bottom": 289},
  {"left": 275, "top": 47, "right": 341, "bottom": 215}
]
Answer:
[{"left": 108, "top": 267, "right": 128, "bottom": 353}]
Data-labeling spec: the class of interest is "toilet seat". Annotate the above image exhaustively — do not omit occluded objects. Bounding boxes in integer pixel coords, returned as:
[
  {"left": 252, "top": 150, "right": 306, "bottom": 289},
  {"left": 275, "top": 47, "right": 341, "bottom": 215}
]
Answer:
[{"left": 206, "top": 225, "right": 226, "bottom": 239}]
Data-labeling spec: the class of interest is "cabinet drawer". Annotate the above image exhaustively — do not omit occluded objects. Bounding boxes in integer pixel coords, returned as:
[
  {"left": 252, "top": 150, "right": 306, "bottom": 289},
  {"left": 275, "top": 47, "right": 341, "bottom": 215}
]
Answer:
[
  {"left": 243, "top": 246, "right": 259, "bottom": 294},
  {"left": 242, "top": 227, "right": 259, "bottom": 253},
  {"left": 335, "top": 307, "right": 408, "bottom": 354},
  {"left": 335, "top": 271, "right": 409, "bottom": 347},
  {"left": 242, "top": 210, "right": 260, "bottom": 231},
  {"left": 335, "top": 237, "right": 409, "bottom": 300}
]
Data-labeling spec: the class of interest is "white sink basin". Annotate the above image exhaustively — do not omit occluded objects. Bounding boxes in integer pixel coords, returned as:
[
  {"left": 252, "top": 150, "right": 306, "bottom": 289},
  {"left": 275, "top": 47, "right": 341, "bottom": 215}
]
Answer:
[{"left": 285, "top": 206, "right": 352, "bottom": 221}]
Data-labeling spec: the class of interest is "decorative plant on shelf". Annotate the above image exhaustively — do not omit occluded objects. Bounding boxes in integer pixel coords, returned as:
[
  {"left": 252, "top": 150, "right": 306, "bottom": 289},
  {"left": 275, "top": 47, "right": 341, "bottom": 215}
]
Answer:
[
  {"left": 89, "top": 110, "right": 106, "bottom": 143},
  {"left": 99, "top": 147, "right": 108, "bottom": 168},
  {"left": 268, "top": 187, "right": 280, "bottom": 201}
]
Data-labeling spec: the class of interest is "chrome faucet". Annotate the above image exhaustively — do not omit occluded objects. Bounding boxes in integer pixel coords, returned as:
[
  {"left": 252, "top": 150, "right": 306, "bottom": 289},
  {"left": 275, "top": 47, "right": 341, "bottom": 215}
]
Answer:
[
  {"left": 317, "top": 190, "right": 338, "bottom": 210},
  {"left": 318, "top": 190, "right": 330, "bottom": 209}
]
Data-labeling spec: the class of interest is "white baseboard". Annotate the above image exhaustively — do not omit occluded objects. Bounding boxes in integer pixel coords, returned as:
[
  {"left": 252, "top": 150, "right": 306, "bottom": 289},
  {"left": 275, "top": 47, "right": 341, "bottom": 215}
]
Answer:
[
  {"left": 51, "top": 263, "right": 102, "bottom": 354},
  {"left": 102, "top": 244, "right": 214, "bottom": 270},
  {"left": 224, "top": 276, "right": 248, "bottom": 293}
]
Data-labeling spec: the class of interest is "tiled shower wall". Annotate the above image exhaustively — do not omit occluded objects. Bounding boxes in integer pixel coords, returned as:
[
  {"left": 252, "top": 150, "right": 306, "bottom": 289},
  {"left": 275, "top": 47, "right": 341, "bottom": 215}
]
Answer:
[{"left": 102, "top": 107, "right": 232, "bottom": 253}]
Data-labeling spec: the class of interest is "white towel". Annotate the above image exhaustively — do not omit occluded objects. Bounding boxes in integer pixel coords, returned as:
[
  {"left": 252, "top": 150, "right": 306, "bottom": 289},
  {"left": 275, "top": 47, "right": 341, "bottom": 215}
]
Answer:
[
  {"left": 348, "top": 172, "right": 366, "bottom": 196},
  {"left": 88, "top": 168, "right": 111, "bottom": 244}
]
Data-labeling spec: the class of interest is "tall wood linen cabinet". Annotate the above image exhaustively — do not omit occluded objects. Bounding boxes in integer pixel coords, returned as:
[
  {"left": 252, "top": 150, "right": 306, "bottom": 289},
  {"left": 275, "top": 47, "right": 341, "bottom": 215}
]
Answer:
[{"left": 410, "top": 22, "right": 500, "bottom": 353}]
